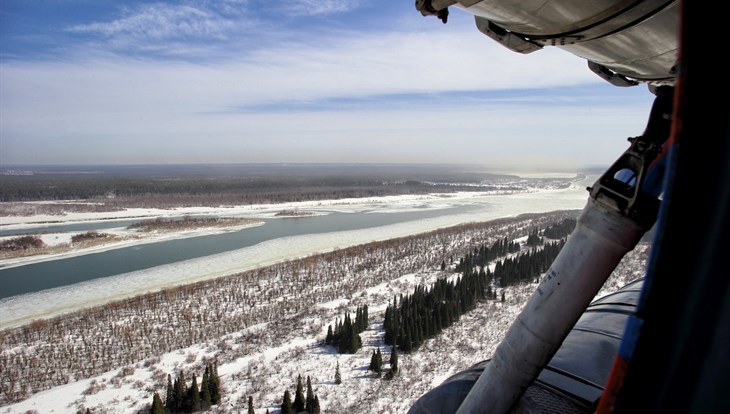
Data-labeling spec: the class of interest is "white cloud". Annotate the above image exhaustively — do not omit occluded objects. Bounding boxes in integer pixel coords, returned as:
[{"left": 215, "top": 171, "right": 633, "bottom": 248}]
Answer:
[
  {"left": 66, "top": 3, "right": 238, "bottom": 41},
  {"left": 1, "top": 24, "right": 654, "bottom": 166},
  {"left": 286, "top": 0, "right": 361, "bottom": 16},
  {"left": 2, "top": 29, "right": 604, "bottom": 124}
]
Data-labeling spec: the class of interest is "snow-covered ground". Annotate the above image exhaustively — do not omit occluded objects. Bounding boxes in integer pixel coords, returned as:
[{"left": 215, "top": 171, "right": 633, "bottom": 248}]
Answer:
[
  {"left": 0, "top": 172, "right": 653, "bottom": 414},
  {"left": 1, "top": 240, "right": 649, "bottom": 414}
]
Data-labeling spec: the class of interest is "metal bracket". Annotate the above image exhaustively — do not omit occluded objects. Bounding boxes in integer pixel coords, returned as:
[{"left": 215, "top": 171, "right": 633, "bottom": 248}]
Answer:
[
  {"left": 588, "top": 86, "right": 674, "bottom": 226},
  {"left": 589, "top": 137, "right": 661, "bottom": 226},
  {"left": 588, "top": 61, "right": 640, "bottom": 87},
  {"left": 475, "top": 17, "right": 542, "bottom": 54}
]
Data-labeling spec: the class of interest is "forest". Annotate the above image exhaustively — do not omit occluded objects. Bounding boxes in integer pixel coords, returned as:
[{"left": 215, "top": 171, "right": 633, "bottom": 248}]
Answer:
[{"left": 0, "top": 164, "right": 558, "bottom": 209}]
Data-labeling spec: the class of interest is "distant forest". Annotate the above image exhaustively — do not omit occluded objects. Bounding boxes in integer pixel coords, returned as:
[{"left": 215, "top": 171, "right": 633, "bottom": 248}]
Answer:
[{"left": 0, "top": 164, "right": 528, "bottom": 207}]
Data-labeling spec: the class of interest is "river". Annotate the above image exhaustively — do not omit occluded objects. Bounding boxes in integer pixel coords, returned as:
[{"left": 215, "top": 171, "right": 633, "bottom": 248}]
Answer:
[
  {"left": 0, "top": 206, "right": 475, "bottom": 300},
  {"left": 0, "top": 175, "right": 596, "bottom": 329}
]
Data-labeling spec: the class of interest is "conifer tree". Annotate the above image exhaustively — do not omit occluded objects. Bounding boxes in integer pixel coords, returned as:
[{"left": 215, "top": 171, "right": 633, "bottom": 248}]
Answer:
[
  {"left": 188, "top": 373, "right": 201, "bottom": 412},
  {"left": 305, "top": 376, "right": 315, "bottom": 414},
  {"left": 370, "top": 348, "right": 383, "bottom": 376},
  {"left": 248, "top": 396, "right": 255, "bottom": 414},
  {"left": 325, "top": 325, "right": 333, "bottom": 345},
  {"left": 334, "top": 361, "right": 342, "bottom": 385},
  {"left": 338, "top": 317, "right": 351, "bottom": 354},
  {"left": 165, "top": 374, "right": 175, "bottom": 412},
  {"left": 151, "top": 392, "right": 165, "bottom": 414},
  {"left": 311, "top": 395, "right": 321, "bottom": 414},
  {"left": 174, "top": 371, "right": 186, "bottom": 412},
  {"left": 210, "top": 363, "right": 221, "bottom": 405},
  {"left": 281, "top": 390, "right": 294, "bottom": 414},
  {"left": 390, "top": 345, "right": 399, "bottom": 373},
  {"left": 350, "top": 325, "right": 361, "bottom": 353},
  {"left": 376, "top": 348, "right": 383, "bottom": 374},
  {"left": 355, "top": 307, "right": 363, "bottom": 332},
  {"left": 200, "top": 367, "right": 212, "bottom": 409},
  {"left": 293, "top": 374, "right": 305, "bottom": 413}
]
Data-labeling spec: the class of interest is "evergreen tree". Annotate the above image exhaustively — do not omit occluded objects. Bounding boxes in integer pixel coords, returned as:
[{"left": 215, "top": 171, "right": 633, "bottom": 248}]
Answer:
[
  {"left": 293, "top": 374, "right": 305, "bottom": 413},
  {"left": 187, "top": 373, "right": 201, "bottom": 412},
  {"left": 210, "top": 363, "right": 221, "bottom": 405},
  {"left": 165, "top": 374, "right": 175, "bottom": 412},
  {"left": 151, "top": 392, "right": 165, "bottom": 414},
  {"left": 376, "top": 348, "right": 383, "bottom": 374},
  {"left": 441, "top": 260, "right": 446, "bottom": 271},
  {"left": 390, "top": 345, "right": 399, "bottom": 373},
  {"left": 248, "top": 396, "right": 255, "bottom": 414},
  {"left": 325, "top": 325, "right": 333, "bottom": 345},
  {"left": 350, "top": 325, "right": 361, "bottom": 353},
  {"left": 501, "top": 290, "right": 506, "bottom": 302},
  {"left": 355, "top": 307, "right": 363, "bottom": 332},
  {"left": 174, "top": 371, "right": 186, "bottom": 412},
  {"left": 305, "top": 376, "right": 315, "bottom": 414},
  {"left": 338, "top": 316, "right": 351, "bottom": 354},
  {"left": 311, "top": 395, "right": 321, "bottom": 414},
  {"left": 370, "top": 348, "right": 383, "bottom": 376},
  {"left": 281, "top": 390, "right": 294, "bottom": 414},
  {"left": 361, "top": 305, "right": 369, "bottom": 332},
  {"left": 403, "top": 328, "right": 413, "bottom": 353},
  {"left": 200, "top": 367, "right": 212, "bottom": 409},
  {"left": 334, "top": 361, "right": 342, "bottom": 385}
]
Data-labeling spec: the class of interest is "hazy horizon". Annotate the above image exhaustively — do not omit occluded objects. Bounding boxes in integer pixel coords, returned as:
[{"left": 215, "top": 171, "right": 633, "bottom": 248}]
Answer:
[{"left": 0, "top": 161, "right": 607, "bottom": 175}]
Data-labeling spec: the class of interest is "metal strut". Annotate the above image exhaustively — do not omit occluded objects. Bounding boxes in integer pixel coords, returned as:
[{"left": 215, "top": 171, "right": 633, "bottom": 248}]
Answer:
[{"left": 452, "top": 88, "right": 673, "bottom": 414}]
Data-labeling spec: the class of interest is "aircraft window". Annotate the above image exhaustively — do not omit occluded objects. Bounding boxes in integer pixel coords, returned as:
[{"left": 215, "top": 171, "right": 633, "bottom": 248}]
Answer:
[{"left": 613, "top": 168, "right": 637, "bottom": 187}]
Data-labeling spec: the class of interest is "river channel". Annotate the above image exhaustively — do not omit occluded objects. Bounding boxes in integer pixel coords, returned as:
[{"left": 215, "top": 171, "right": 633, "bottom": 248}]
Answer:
[{"left": 0, "top": 206, "right": 474, "bottom": 300}]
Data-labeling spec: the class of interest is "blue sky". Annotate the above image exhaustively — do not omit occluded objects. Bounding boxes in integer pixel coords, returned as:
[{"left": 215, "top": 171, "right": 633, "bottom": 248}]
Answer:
[{"left": 0, "top": 0, "right": 656, "bottom": 170}]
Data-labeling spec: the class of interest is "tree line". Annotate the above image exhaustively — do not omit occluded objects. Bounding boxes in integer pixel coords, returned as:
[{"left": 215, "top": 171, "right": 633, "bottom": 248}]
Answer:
[
  {"left": 0, "top": 173, "right": 520, "bottom": 204},
  {"left": 385, "top": 232, "right": 568, "bottom": 353},
  {"left": 280, "top": 374, "right": 321, "bottom": 414},
  {"left": 543, "top": 218, "right": 577, "bottom": 239},
  {"left": 368, "top": 346, "right": 398, "bottom": 379},
  {"left": 324, "top": 305, "right": 369, "bottom": 354},
  {"left": 454, "top": 237, "right": 521, "bottom": 272},
  {"left": 150, "top": 363, "right": 221, "bottom": 413}
]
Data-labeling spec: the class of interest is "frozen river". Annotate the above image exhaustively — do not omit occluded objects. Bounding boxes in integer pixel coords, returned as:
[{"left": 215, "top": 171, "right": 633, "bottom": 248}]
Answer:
[{"left": 0, "top": 174, "right": 596, "bottom": 329}]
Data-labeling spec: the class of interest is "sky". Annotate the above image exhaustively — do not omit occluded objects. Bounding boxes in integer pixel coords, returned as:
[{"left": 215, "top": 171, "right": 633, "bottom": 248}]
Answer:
[{"left": 0, "top": 0, "right": 657, "bottom": 170}]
